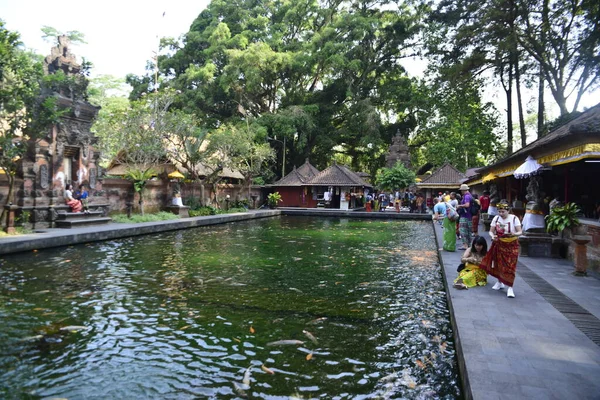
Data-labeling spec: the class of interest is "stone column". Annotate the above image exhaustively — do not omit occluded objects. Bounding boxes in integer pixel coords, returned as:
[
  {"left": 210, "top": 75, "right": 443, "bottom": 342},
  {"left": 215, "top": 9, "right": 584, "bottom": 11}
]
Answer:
[{"left": 572, "top": 235, "right": 592, "bottom": 276}]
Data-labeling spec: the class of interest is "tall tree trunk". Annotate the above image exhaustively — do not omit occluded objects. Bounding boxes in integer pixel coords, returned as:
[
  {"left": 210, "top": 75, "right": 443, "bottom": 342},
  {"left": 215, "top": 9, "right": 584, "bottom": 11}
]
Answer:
[
  {"left": 515, "top": 58, "right": 527, "bottom": 149},
  {"left": 0, "top": 173, "right": 15, "bottom": 225},
  {"left": 506, "top": 61, "right": 514, "bottom": 155},
  {"left": 537, "top": 0, "right": 549, "bottom": 138},
  {"left": 537, "top": 64, "right": 545, "bottom": 138},
  {"left": 509, "top": 0, "right": 526, "bottom": 149}
]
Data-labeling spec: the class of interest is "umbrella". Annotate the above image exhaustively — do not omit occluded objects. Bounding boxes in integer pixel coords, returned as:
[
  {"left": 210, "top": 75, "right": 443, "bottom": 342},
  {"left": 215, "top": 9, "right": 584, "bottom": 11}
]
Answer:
[
  {"left": 513, "top": 155, "right": 543, "bottom": 179},
  {"left": 168, "top": 171, "right": 185, "bottom": 179}
]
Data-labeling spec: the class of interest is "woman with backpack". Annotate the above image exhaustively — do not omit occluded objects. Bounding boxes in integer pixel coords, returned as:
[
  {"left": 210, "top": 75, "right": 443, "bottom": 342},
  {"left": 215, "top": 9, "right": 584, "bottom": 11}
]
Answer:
[{"left": 479, "top": 200, "right": 523, "bottom": 298}]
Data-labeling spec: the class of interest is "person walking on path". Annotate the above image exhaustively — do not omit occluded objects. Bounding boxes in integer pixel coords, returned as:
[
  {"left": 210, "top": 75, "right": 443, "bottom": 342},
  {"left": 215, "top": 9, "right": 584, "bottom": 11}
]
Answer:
[
  {"left": 479, "top": 190, "right": 490, "bottom": 213},
  {"left": 456, "top": 184, "right": 473, "bottom": 250},
  {"left": 440, "top": 199, "right": 458, "bottom": 252},
  {"left": 471, "top": 193, "right": 481, "bottom": 235},
  {"left": 453, "top": 235, "right": 488, "bottom": 289},
  {"left": 479, "top": 200, "right": 523, "bottom": 298}
]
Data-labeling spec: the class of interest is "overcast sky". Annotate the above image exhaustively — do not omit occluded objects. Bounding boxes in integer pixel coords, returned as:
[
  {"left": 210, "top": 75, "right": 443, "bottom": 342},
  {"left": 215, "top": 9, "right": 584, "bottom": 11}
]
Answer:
[{"left": 0, "top": 0, "right": 210, "bottom": 79}]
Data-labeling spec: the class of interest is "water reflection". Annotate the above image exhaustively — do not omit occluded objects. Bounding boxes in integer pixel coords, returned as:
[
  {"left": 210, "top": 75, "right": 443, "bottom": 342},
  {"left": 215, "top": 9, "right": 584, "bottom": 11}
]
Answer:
[{"left": 0, "top": 217, "right": 460, "bottom": 399}]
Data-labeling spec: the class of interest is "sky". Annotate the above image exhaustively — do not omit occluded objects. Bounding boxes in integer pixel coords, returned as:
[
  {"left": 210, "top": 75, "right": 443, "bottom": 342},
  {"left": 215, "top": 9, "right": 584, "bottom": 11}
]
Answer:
[{"left": 0, "top": 0, "right": 211, "bottom": 79}]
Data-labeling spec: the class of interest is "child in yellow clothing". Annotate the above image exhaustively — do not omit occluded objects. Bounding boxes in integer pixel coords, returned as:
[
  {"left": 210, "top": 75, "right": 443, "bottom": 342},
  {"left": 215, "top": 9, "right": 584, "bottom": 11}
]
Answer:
[{"left": 453, "top": 236, "right": 488, "bottom": 289}]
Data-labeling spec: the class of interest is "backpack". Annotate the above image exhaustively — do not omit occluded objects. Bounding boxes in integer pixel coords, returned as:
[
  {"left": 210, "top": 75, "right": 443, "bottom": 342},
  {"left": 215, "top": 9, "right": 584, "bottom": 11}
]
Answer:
[
  {"left": 446, "top": 203, "right": 460, "bottom": 221},
  {"left": 470, "top": 200, "right": 480, "bottom": 216}
]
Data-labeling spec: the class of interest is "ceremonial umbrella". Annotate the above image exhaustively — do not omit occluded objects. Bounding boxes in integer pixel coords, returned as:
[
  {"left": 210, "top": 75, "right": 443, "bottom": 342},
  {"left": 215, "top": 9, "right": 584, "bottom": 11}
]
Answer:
[
  {"left": 513, "top": 155, "right": 543, "bottom": 179},
  {"left": 168, "top": 171, "right": 185, "bottom": 179}
]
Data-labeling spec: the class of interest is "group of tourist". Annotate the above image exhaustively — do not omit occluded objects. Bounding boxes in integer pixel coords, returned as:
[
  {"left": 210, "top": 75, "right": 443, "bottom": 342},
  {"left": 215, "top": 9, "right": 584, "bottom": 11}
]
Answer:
[
  {"left": 366, "top": 190, "right": 427, "bottom": 213},
  {"left": 434, "top": 184, "right": 523, "bottom": 298},
  {"left": 64, "top": 183, "right": 89, "bottom": 213}
]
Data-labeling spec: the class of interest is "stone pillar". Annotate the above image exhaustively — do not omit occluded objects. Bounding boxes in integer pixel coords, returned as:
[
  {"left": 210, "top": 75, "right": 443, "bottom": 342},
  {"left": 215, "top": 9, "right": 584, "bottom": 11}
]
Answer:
[
  {"left": 572, "top": 235, "right": 592, "bottom": 276},
  {"left": 4, "top": 204, "right": 19, "bottom": 234}
]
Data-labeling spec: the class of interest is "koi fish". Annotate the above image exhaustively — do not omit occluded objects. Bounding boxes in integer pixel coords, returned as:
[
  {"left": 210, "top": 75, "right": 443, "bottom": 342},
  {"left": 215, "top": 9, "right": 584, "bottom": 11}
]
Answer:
[
  {"left": 266, "top": 339, "right": 304, "bottom": 346},
  {"left": 302, "top": 330, "right": 318, "bottom": 344},
  {"left": 242, "top": 366, "right": 252, "bottom": 386},
  {"left": 250, "top": 326, "right": 255, "bottom": 334},
  {"left": 307, "top": 317, "right": 328, "bottom": 325},
  {"left": 59, "top": 325, "right": 88, "bottom": 332},
  {"left": 306, "top": 353, "right": 313, "bottom": 361},
  {"left": 233, "top": 382, "right": 248, "bottom": 398},
  {"left": 261, "top": 364, "right": 275, "bottom": 375}
]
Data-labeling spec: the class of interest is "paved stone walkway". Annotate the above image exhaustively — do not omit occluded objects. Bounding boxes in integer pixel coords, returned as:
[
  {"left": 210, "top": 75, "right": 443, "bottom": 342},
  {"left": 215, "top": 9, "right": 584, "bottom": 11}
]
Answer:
[{"left": 435, "top": 222, "right": 600, "bottom": 400}]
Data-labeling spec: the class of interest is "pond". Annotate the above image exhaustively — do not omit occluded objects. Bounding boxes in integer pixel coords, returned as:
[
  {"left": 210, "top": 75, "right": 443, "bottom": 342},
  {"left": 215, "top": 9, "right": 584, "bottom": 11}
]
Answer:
[{"left": 0, "top": 216, "right": 461, "bottom": 399}]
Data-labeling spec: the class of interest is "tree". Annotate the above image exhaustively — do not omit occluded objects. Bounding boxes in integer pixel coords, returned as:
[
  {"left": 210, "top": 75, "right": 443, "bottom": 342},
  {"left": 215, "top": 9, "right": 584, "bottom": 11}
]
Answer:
[
  {"left": 408, "top": 76, "right": 501, "bottom": 172},
  {"left": 204, "top": 121, "right": 274, "bottom": 205},
  {"left": 41, "top": 26, "right": 87, "bottom": 45},
  {"left": 102, "top": 91, "right": 169, "bottom": 215},
  {"left": 517, "top": 0, "right": 600, "bottom": 116},
  {"left": 375, "top": 162, "right": 416, "bottom": 191},
  {"left": 128, "top": 0, "right": 423, "bottom": 180}
]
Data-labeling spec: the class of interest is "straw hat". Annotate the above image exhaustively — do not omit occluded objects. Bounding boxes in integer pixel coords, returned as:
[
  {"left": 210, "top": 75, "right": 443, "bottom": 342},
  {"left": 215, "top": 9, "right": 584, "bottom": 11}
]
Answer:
[{"left": 459, "top": 184, "right": 470, "bottom": 191}]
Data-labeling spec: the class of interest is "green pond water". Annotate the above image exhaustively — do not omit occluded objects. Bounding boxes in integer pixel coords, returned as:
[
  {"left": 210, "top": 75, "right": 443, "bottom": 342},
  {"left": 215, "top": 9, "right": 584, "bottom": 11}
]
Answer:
[{"left": 0, "top": 216, "right": 460, "bottom": 399}]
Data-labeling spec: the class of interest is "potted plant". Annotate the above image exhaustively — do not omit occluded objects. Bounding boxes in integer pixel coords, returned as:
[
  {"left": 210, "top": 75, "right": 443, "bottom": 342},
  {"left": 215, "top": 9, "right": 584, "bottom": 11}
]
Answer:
[
  {"left": 267, "top": 192, "right": 283, "bottom": 209},
  {"left": 545, "top": 202, "right": 582, "bottom": 238}
]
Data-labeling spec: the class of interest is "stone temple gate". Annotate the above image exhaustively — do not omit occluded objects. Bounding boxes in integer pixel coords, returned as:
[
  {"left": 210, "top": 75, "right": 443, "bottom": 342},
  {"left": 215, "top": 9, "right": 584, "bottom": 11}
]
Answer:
[{"left": 1, "top": 36, "right": 108, "bottom": 228}]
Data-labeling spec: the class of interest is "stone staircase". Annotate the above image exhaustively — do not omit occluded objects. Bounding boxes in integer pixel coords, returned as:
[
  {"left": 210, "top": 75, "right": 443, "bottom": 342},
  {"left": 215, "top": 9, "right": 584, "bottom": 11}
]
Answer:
[{"left": 55, "top": 210, "right": 111, "bottom": 228}]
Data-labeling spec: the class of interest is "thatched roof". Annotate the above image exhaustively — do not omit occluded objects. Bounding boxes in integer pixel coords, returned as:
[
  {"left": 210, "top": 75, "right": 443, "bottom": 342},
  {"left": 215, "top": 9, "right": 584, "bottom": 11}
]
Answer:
[
  {"left": 308, "top": 163, "right": 372, "bottom": 187},
  {"left": 417, "top": 162, "right": 466, "bottom": 189},
  {"left": 272, "top": 159, "right": 320, "bottom": 186},
  {"left": 107, "top": 162, "right": 243, "bottom": 180}
]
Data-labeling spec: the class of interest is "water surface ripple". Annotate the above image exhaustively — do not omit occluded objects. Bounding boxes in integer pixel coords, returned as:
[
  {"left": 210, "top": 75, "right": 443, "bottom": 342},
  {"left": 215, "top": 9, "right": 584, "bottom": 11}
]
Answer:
[{"left": 0, "top": 216, "right": 460, "bottom": 399}]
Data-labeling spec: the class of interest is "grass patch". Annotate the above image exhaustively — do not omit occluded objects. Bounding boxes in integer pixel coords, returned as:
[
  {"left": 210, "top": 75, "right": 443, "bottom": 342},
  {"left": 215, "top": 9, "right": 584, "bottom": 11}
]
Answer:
[
  {"left": 189, "top": 206, "right": 248, "bottom": 217},
  {"left": 0, "top": 227, "right": 32, "bottom": 237},
  {"left": 112, "top": 211, "right": 180, "bottom": 223}
]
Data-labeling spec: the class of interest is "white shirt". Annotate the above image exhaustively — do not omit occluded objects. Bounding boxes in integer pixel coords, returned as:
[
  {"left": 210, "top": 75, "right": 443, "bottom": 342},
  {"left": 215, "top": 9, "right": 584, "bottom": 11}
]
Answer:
[{"left": 491, "top": 214, "right": 521, "bottom": 234}]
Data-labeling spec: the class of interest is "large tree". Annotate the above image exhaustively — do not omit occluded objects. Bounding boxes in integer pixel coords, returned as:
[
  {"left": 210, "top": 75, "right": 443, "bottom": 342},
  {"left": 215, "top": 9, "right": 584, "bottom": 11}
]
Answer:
[
  {"left": 408, "top": 76, "right": 502, "bottom": 172},
  {"left": 128, "top": 0, "right": 423, "bottom": 179}
]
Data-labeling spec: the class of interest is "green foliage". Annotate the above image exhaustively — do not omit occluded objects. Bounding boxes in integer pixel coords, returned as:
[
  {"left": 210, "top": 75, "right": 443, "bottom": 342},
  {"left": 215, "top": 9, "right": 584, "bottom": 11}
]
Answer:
[
  {"left": 112, "top": 212, "right": 179, "bottom": 223},
  {"left": 545, "top": 203, "right": 581, "bottom": 233},
  {"left": 408, "top": 77, "right": 501, "bottom": 171},
  {"left": 189, "top": 206, "right": 218, "bottom": 216},
  {"left": 123, "top": 168, "right": 157, "bottom": 194},
  {"left": 127, "top": 0, "right": 424, "bottom": 179},
  {"left": 267, "top": 192, "right": 282, "bottom": 207},
  {"left": 41, "top": 26, "right": 87, "bottom": 45},
  {"left": 375, "top": 162, "right": 416, "bottom": 191}
]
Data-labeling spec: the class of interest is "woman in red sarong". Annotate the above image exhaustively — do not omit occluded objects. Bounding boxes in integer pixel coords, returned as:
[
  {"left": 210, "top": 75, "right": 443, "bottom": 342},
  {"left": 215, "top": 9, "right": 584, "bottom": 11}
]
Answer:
[
  {"left": 479, "top": 200, "right": 522, "bottom": 298},
  {"left": 64, "top": 183, "right": 83, "bottom": 212}
]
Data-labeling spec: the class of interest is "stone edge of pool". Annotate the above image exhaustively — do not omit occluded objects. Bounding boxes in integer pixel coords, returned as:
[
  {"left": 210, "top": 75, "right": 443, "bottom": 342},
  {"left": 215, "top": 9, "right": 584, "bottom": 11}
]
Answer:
[{"left": 432, "top": 222, "right": 472, "bottom": 400}]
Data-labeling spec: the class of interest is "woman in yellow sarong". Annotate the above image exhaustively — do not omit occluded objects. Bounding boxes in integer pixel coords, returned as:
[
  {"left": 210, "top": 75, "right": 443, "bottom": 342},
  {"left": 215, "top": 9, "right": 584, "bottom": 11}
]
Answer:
[{"left": 454, "top": 235, "right": 488, "bottom": 289}]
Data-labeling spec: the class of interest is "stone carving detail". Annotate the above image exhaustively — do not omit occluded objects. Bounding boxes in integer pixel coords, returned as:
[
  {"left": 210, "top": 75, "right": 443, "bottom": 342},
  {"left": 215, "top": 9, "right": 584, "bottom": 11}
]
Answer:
[
  {"left": 43, "top": 36, "right": 81, "bottom": 76},
  {"left": 89, "top": 168, "right": 97, "bottom": 189},
  {"left": 40, "top": 165, "right": 49, "bottom": 189},
  {"left": 525, "top": 175, "right": 544, "bottom": 212}
]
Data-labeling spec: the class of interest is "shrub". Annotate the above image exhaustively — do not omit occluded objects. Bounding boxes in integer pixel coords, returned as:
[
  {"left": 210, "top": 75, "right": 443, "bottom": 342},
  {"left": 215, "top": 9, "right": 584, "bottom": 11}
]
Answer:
[{"left": 112, "top": 211, "right": 179, "bottom": 223}]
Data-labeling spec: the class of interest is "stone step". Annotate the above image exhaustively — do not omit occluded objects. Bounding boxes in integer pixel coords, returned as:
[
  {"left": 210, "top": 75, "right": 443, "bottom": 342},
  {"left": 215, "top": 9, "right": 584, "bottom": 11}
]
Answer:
[
  {"left": 55, "top": 217, "right": 112, "bottom": 229},
  {"left": 56, "top": 211, "right": 104, "bottom": 220}
]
